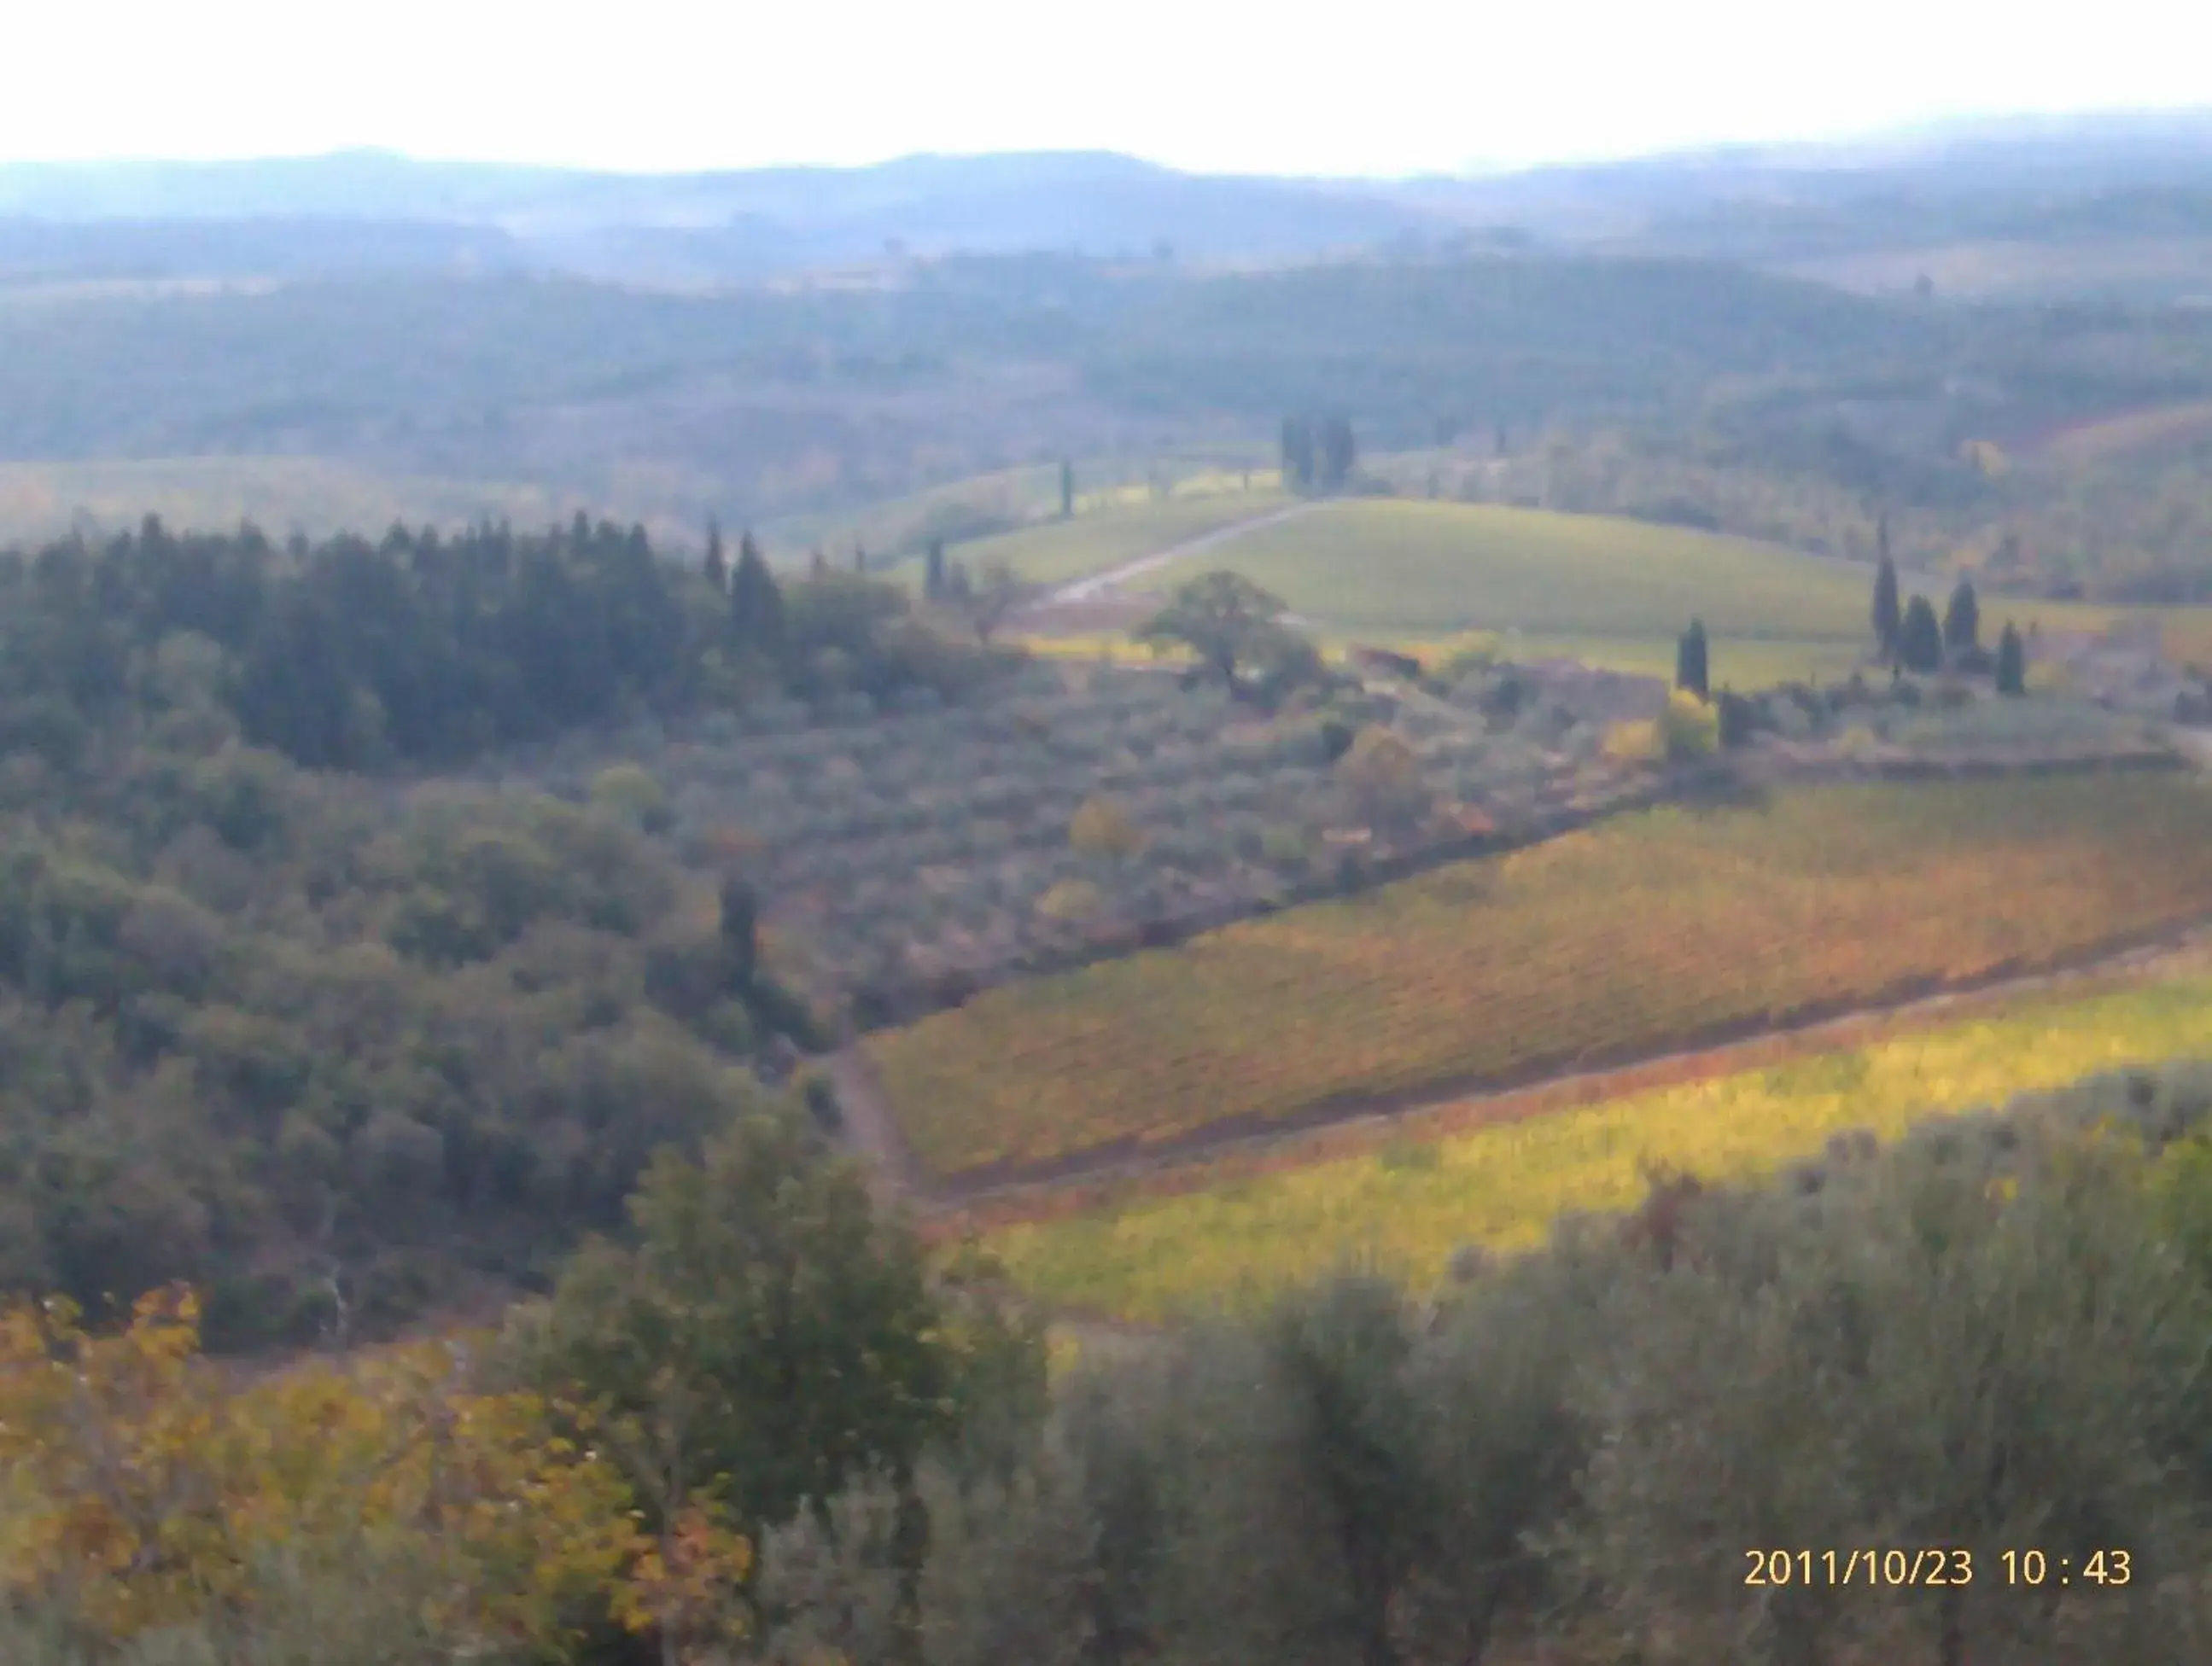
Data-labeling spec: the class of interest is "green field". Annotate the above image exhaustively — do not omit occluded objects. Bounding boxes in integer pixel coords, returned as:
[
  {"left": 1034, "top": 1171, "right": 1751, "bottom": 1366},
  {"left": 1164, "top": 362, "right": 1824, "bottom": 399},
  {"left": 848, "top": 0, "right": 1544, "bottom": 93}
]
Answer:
[
  {"left": 1135, "top": 498, "right": 2146, "bottom": 644},
  {"left": 975, "top": 968, "right": 2212, "bottom": 1322},
  {"left": 943, "top": 488, "right": 1293, "bottom": 587}
]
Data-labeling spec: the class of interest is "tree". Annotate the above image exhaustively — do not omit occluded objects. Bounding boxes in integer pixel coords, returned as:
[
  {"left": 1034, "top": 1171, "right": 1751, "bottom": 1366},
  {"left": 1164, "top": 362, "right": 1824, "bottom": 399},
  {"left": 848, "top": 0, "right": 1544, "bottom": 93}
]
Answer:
[
  {"left": 1319, "top": 415, "right": 1357, "bottom": 492},
  {"left": 1675, "top": 619, "right": 1709, "bottom": 700},
  {"left": 512, "top": 1115, "right": 960, "bottom": 1648},
  {"left": 1059, "top": 459, "right": 1076, "bottom": 520},
  {"left": 923, "top": 539, "right": 948, "bottom": 603},
  {"left": 1899, "top": 594, "right": 1943, "bottom": 673},
  {"left": 963, "top": 558, "right": 1022, "bottom": 644},
  {"left": 703, "top": 521, "right": 729, "bottom": 593},
  {"left": 1281, "top": 417, "right": 1316, "bottom": 491},
  {"left": 1872, "top": 550, "right": 1901, "bottom": 663},
  {"left": 1943, "top": 577, "right": 1980, "bottom": 653},
  {"left": 720, "top": 875, "right": 759, "bottom": 992},
  {"left": 1136, "top": 571, "right": 1293, "bottom": 692},
  {"left": 1070, "top": 795, "right": 1145, "bottom": 859},
  {"left": 1336, "top": 725, "right": 1431, "bottom": 830},
  {"left": 853, "top": 543, "right": 867, "bottom": 574},
  {"left": 730, "top": 533, "right": 785, "bottom": 661},
  {"left": 1996, "top": 621, "right": 2026, "bottom": 696}
]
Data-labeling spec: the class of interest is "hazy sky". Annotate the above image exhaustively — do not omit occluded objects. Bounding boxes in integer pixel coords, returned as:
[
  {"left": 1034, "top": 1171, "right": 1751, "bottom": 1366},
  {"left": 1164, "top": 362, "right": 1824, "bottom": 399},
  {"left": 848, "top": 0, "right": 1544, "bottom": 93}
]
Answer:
[{"left": 9, "top": 0, "right": 2208, "bottom": 176}]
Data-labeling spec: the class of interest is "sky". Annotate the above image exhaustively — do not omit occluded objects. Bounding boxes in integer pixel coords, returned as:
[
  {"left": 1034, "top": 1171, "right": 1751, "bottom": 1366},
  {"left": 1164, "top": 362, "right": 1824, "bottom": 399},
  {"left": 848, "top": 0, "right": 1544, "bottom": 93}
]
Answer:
[{"left": 7, "top": 0, "right": 2209, "bottom": 177}]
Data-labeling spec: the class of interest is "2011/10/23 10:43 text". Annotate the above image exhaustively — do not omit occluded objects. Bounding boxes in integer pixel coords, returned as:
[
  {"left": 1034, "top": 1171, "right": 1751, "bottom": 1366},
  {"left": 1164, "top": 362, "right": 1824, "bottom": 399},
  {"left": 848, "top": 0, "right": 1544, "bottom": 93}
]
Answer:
[{"left": 1744, "top": 1549, "right": 2133, "bottom": 1587}]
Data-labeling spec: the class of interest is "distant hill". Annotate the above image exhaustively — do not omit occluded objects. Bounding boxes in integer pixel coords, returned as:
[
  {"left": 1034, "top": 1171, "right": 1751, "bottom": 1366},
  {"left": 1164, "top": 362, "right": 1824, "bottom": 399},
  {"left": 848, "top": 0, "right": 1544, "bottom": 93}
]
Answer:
[
  {"left": 0, "top": 150, "right": 1443, "bottom": 279},
  {"left": 6, "top": 114, "right": 2212, "bottom": 287}
]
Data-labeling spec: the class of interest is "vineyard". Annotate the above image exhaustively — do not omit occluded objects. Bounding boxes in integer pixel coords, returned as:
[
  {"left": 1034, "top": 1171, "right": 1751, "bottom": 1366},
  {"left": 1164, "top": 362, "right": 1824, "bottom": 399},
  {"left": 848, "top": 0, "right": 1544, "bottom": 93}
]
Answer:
[
  {"left": 972, "top": 966, "right": 2212, "bottom": 1321},
  {"left": 868, "top": 774, "right": 2212, "bottom": 1178}
]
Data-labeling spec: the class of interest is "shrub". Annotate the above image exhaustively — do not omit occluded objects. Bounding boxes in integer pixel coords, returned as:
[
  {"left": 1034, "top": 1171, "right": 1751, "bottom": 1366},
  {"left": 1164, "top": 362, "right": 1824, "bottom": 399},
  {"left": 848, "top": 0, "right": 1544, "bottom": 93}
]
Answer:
[
  {"left": 1069, "top": 796, "right": 1146, "bottom": 859},
  {"left": 1036, "top": 879, "right": 1106, "bottom": 922},
  {"left": 1657, "top": 689, "right": 1719, "bottom": 760},
  {"left": 1335, "top": 726, "right": 1429, "bottom": 826},
  {"left": 1601, "top": 719, "right": 1662, "bottom": 763},
  {"left": 588, "top": 765, "right": 672, "bottom": 831}
]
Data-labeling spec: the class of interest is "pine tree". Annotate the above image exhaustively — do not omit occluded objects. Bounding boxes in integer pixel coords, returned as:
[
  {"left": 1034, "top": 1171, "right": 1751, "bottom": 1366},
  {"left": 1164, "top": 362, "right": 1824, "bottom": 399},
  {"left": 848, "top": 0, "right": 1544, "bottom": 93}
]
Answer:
[
  {"left": 729, "top": 532, "right": 785, "bottom": 660},
  {"left": 923, "top": 539, "right": 948, "bottom": 603},
  {"left": 1872, "top": 555, "right": 1901, "bottom": 662},
  {"left": 1675, "top": 619, "right": 1710, "bottom": 700},
  {"left": 1996, "top": 621, "right": 2026, "bottom": 696},
  {"left": 703, "top": 521, "right": 728, "bottom": 592},
  {"left": 1059, "top": 459, "right": 1075, "bottom": 520},
  {"left": 1943, "top": 578, "right": 1980, "bottom": 653},
  {"left": 1900, "top": 595, "right": 1943, "bottom": 673}
]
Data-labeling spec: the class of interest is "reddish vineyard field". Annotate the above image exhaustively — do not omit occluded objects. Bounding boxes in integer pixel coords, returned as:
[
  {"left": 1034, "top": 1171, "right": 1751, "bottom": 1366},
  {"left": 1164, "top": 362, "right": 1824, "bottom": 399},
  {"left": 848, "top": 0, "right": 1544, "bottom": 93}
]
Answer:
[{"left": 868, "top": 774, "right": 2212, "bottom": 1179}]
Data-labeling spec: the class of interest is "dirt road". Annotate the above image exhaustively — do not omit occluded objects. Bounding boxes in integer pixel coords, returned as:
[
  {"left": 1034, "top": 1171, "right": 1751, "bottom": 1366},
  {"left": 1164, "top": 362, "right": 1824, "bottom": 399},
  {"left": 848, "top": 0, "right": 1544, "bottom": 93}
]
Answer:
[{"left": 1013, "top": 499, "right": 1323, "bottom": 618}]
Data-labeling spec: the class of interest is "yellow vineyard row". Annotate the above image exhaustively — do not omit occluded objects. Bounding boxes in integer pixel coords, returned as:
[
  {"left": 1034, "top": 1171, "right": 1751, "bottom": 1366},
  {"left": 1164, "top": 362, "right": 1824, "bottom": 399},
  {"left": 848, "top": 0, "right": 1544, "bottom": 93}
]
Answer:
[
  {"left": 976, "top": 968, "right": 2212, "bottom": 1322},
  {"left": 870, "top": 775, "right": 2212, "bottom": 1178}
]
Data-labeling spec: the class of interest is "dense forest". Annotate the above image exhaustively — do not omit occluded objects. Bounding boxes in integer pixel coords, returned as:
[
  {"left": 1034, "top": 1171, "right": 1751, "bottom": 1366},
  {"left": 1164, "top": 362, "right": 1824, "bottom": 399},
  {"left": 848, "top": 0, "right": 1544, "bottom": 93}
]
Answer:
[{"left": 0, "top": 514, "right": 1012, "bottom": 1348}]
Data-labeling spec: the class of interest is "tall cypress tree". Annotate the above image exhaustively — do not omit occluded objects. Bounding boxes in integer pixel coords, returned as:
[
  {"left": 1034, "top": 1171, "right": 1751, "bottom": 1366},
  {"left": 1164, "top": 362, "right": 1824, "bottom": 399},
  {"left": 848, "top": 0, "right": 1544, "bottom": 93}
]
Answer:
[
  {"left": 1872, "top": 555, "right": 1902, "bottom": 663},
  {"left": 923, "top": 539, "right": 947, "bottom": 603},
  {"left": 1675, "top": 619, "right": 1710, "bottom": 700},
  {"left": 703, "top": 520, "right": 729, "bottom": 592},
  {"left": 730, "top": 532, "right": 785, "bottom": 661},
  {"left": 1996, "top": 621, "right": 2026, "bottom": 696},
  {"left": 1900, "top": 595, "right": 1943, "bottom": 673},
  {"left": 1059, "top": 459, "right": 1075, "bottom": 520},
  {"left": 1943, "top": 578, "right": 1980, "bottom": 652}
]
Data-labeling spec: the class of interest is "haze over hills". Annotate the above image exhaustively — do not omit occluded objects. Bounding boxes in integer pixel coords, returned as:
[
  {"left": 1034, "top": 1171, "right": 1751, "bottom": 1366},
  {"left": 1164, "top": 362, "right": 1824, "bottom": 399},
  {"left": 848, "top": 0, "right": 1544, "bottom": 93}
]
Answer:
[{"left": 3, "top": 108, "right": 2211, "bottom": 287}]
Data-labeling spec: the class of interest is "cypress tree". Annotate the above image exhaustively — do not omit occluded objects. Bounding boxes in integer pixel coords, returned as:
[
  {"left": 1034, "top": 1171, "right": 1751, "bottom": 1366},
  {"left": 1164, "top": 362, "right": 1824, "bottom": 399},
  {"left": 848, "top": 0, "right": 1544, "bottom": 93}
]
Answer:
[
  {"left": 703, "top": 520, "right": 728, "bottom": 592},
  {"left": 730, "top": 532, "right": 785, "bottom": 660},
  {"left": 1943, "top": 578, "right": 1980, "bottom": 653},
  {"left": 1059, "top": 459, "right": 1075, "bottom": 520},
  {"left": 923, "top": 539, "right": 947, "bottom": 603},
  {"left": 1675, "top": 618, "right": 1710, "bottom": 700},
  {"left": 1900, "top": 595, "right": 1943, "bottom": 673},
  {"left": 719, "top": 875, "right": 759, "bottom": 992},
  {"left": 1996, "top": 621, "right": 2026, "bottom": 696},
  {"left": 1872, "top": 555, "right": 1901, "bottom": 662}
]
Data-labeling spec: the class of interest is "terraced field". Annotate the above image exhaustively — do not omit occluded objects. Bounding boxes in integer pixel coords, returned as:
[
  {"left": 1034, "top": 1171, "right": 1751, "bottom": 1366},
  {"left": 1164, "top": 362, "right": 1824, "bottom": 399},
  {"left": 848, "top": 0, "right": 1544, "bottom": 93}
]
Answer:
[
  {"left": 868, "top": 774, "right": 2212, "bottom": 1179},
  {"left": 1137, "top": 498, "right": 2127, "bottom": 641},
  {"left": 972, "top": 966, "right": 2212, "bottom": 1321}
]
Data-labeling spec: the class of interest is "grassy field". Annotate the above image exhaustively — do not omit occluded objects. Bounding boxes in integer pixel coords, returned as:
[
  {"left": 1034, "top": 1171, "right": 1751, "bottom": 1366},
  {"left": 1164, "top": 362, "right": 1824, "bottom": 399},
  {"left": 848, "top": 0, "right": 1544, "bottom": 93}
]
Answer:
[
  {"left": 761, "top": 459, "right": 1281, "bottom": 566},
  {"left": 1135, "top": 499, "right": 2132, "bottom": 642},
  {"left": 940, "top": 487, "right": 1293, "bottom": 587},
  {"left": 867, "top": 775, "right": 2212, "bottom": 1180},
  {"left": 972, "top": 966, "right": 2212, "bottom": 1321}
]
